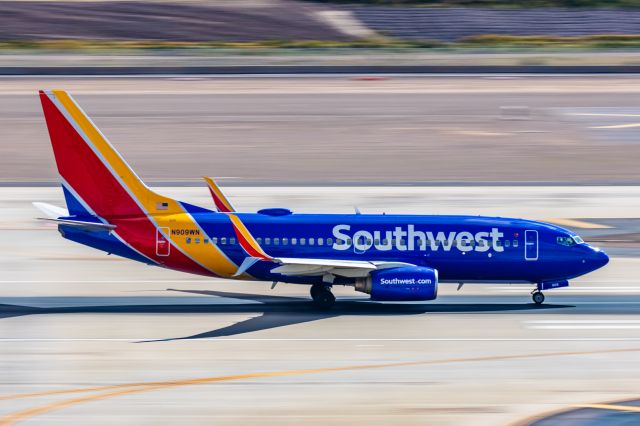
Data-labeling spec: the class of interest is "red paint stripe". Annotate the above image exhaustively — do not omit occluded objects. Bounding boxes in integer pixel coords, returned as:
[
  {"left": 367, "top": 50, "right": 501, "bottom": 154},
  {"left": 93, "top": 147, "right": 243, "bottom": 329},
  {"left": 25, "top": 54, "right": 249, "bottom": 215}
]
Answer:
[
  {"left": 230, "top": 225, "right": 266, "bottom": 259},
  {"left": 39, "top": 92, "right": 212, "bottom": 276},
  {"left": 209, "top": 187, "right": 230, "bottom": 212}
]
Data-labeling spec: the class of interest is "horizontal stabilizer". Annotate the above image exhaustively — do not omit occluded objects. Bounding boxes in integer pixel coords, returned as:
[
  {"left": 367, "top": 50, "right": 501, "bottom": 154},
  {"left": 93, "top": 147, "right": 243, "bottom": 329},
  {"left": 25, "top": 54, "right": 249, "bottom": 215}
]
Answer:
[
  {"left": 32, "top": 202, "right": 68, "bottom": 219},
  {"left": 37, "top": 217, "right": 116, "bottom": 231}
]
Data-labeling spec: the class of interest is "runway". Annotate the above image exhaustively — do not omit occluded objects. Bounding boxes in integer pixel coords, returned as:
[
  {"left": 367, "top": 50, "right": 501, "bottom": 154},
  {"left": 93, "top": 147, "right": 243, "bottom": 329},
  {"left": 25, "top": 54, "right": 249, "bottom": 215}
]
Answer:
[
  {"left": 1, "top": 187, "right": 640, "bottom": 425},
  {"left": 3, "top": 75, "right": 640, "bottom": 184}
]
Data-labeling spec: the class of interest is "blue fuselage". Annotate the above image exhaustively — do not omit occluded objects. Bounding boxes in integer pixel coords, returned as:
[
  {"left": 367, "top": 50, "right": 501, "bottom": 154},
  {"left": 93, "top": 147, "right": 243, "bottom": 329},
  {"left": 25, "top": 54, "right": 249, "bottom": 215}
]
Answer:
[{"left": 63, "top": 208, "right": 610, "bottom": 286}]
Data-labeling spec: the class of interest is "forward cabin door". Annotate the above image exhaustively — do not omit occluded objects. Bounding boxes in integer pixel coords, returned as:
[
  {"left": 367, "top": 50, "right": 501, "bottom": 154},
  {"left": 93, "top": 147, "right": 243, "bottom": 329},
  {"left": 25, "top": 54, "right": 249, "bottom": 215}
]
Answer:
[
  {"left": 156, "top": 227, "right": 171, "bottom": 256},
  {"left": 524, "top": 230, "right": 538, "bottom": 261}
]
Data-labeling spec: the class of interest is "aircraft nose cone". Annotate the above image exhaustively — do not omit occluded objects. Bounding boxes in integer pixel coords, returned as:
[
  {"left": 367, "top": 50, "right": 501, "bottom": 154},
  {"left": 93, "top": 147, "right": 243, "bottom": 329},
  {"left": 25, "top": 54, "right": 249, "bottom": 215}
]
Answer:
[{"left": 590, "top": 247, "right": 609, "bottom": 269}]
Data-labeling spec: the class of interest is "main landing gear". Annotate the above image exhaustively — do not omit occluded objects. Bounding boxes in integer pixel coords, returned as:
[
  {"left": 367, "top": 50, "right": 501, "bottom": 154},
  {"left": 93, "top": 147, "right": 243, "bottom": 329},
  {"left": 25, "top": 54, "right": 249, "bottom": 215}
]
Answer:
[
  {"left": 310, "top": 284, "right": 335, "bottom": 310},
  {"left": 532, "top": 290, "right": 545, "bottom": 305}
]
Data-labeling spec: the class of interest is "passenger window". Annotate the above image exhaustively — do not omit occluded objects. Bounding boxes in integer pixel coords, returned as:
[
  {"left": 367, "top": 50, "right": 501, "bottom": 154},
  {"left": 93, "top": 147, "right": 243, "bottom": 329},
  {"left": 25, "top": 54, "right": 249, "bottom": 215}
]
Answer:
[
  {"left": 318, "top": 238, "right": 324, "bottom": 246},
  {"left": 309, "top": 238, "right": 315, "bottom": 246},
  {"left": 221, "top": 237, "right": 227, "bottom": 245},
  {"left": 230, "top": 238, "right": 235, "bottom": 245},
  {"left": 186, "top": 237, "right": 191, "bottom": 244},
  {"left": 195, "top": 238, "right": 201, "bottom": 244},
  {"left": 383, "top": 239, "right": 388, "bottom": 245},
  {"left": 283, "top": 238, "right": 289, "bottom": 245},
  {"left": 213, "top": 237, "right": 218, "bottom": 244},
  {"left": 257, "top": 237, "right": 262, "bottom": 244},
  {"left": 300, "top": 238, "right": 306, "bottom": 245},
  {"left": 265, "top": 238, "right": 271, "bottom": 245},
  {"left": 292, "top": 238, "right": 297, "bottom": 245},
  {"left": 374, "top": 239, "right": 380, "bottom": 245},
  {"left": 505, "top": 240, "right": 511, "bottom": 248},
  {"left": 327, "top": 238, "right": 333, "bottom": 245},
  {"left": 204, "top": 238, "right": 209, "bottom": 244},
  {"left": 274, "top": 238, "right": 280, "bottom": 245},
  {"left": 513, "top": 239, "right": 519, "bottom": 248}
]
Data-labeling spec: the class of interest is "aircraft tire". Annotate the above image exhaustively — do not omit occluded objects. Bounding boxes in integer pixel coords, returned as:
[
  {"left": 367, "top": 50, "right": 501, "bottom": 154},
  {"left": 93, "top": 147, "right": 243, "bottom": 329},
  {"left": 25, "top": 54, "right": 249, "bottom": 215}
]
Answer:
[
  {"left": 532, "top": 291, "right": 545, "bottom": 305},
  {"left": 311, "top": 285, "right": 335, "bottom": 310}
]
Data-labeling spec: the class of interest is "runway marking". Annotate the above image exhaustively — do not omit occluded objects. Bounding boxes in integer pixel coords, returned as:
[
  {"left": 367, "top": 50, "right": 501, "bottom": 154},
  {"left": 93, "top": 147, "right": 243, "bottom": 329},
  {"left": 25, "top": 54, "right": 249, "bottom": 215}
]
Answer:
[
  {"left": 591, "top": 122, "right": 640, "bottom": 129},
  {"left": 3, "top": 338, "right": 640, "bottom": 342},
  {"left": 1, "top": 347, "right": 639, "bottom": 426},
  {"left": 542, "top": 218, "right": 611, "bottom": 229},
  {"left": 526, "top": 319, "right": 640, "bottom": 330},
  {"left": 567, "top": 112, "right": 640, "bottom": 117},
  {"left": 490, "top": 286, "right": 640, "bottom": 293},
  {"left": 574, "top": 403, "right": 640, "bottom": 413}
]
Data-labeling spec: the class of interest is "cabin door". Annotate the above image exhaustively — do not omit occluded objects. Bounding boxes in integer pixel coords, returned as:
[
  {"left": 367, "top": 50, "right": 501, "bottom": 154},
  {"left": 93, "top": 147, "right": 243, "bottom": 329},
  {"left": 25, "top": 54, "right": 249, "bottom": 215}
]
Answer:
[
  {"left": 524, "top": 230, "right": 538, "bottom": 261},
  {"left": 156, "top": 227, "right": 171, "bottom": 257}
]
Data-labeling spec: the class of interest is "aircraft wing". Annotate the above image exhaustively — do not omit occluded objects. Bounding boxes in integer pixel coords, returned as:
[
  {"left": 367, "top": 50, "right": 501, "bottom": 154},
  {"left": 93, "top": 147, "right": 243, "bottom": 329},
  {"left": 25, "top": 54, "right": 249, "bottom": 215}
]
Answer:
[
  {"left": 271, "top": 258, "right": 413, "bottom": 277},
  {"left": 227, "top": 213, "right": 413, "bottom": 278}
]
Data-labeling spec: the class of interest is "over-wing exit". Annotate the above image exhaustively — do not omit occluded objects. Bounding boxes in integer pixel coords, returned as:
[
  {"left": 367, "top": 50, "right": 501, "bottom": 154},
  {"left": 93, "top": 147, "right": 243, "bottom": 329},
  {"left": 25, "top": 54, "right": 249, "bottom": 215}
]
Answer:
[{"left": 34, "top": 90, "right": 609, "bottom": 309}]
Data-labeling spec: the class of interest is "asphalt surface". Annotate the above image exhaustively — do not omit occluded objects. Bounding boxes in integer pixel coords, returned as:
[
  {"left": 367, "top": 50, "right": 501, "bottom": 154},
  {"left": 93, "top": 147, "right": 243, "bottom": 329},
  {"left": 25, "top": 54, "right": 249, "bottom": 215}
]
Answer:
[
  {"left": 3, "top": 75, "right": 640, "bottom": 184},
  {"left": 1, "top": 187, "right": 640, "bottom": 425}
]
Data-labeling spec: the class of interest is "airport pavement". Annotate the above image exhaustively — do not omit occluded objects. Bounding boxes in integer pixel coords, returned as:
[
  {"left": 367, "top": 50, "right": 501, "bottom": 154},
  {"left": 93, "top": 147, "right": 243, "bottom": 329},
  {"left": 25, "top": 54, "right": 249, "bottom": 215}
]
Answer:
[
  {"left": 0, "top": 187, "right": 640, "bottom": 425},
  {"left": 2, "top": 75, "right": 640, "bottom": 184}
]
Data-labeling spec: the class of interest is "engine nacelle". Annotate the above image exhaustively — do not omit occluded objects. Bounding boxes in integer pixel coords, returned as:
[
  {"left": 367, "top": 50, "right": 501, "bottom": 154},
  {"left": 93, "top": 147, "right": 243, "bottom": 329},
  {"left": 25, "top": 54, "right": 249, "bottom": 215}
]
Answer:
[{"left": 355, "top": 266, "right": 438, "bottom": 301}]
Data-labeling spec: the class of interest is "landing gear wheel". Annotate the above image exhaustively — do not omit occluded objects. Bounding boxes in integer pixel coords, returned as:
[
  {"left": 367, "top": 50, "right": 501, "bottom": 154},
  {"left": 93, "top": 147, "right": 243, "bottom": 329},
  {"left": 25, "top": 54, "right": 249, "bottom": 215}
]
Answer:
[
  {"left": 532, "top": 291, "right": 545, "bottom": 305},
  {"left": 310, "top": 284, "right": 335, "bottom": 310}
]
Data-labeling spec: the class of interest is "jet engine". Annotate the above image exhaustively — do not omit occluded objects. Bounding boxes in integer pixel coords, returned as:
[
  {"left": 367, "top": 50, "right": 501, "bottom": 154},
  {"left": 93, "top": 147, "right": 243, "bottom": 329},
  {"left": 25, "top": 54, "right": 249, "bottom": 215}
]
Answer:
[{"left": 355, "top": 266, "right": 438, "bottom": 301}]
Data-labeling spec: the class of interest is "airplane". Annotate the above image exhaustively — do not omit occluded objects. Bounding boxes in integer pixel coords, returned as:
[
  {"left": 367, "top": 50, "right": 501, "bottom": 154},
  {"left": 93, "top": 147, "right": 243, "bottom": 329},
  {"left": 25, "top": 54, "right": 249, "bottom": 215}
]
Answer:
[{"left": 34, "top": 90, "right": 610, "bottom": 309}]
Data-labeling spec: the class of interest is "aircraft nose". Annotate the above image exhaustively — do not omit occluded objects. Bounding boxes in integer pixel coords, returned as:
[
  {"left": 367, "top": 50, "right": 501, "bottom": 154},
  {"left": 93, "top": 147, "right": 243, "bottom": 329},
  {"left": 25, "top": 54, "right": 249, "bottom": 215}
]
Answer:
[{"left": 589, "top": 246, "right": 609, "bottom": 270}]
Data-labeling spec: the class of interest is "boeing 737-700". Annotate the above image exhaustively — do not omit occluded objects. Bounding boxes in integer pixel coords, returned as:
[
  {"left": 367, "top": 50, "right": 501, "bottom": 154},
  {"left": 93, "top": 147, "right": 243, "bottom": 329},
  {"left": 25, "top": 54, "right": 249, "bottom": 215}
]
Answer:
[{"left": 34, "top": 90, "right": 609, "bottom": 309}]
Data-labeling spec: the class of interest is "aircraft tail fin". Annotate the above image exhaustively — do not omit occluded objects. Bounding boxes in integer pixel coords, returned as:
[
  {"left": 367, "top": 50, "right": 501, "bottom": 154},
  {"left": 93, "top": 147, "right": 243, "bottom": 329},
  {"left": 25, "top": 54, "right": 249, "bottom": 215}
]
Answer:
[{"left": 39, "top": 90, "right": 175, "bottom": 219}]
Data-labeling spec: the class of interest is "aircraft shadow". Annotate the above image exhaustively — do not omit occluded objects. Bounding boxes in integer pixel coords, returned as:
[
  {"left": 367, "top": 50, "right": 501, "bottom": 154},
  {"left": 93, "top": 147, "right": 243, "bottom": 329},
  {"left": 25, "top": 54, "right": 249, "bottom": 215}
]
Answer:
[{"left": 0, "top": 288, "right": 574, "bottom": 341}]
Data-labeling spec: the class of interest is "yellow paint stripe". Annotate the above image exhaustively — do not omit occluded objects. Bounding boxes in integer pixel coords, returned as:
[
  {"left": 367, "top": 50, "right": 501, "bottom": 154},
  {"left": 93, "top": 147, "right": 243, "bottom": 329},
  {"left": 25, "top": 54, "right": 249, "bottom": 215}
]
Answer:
[
  {"left": 591, "top": 122, "right": 640, "bottom": 129},
  {"left": 228, "top": 213, "right": 271, "bottom": 259},
  {"left": 544, "top": 218, "right": 612, "bottom": 229},
  {"left": 575, "top": 403, "right": 640, "bottom": 413},
  {"left": 1, "top": 347, "right": 640, "bottom": 426},
  {"left": 51, "top": 91, "right": 238, "bottom": 276}
]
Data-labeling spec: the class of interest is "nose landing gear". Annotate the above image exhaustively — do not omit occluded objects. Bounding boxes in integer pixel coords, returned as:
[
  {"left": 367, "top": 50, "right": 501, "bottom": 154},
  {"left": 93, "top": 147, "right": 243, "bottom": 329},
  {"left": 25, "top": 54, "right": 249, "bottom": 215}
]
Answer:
[
  {"left": 532, "top": 291, "right": 545, "bottom": 305},
  {"left": 310, "top": 284, "right": 335, "bottom": 310}
]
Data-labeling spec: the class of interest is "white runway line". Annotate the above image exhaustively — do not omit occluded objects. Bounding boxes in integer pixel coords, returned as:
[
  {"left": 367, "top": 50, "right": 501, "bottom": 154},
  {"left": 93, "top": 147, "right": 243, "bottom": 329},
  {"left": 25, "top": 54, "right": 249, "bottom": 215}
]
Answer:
[
  {"left": 526, "top": 320, "right": 640, "bottom": 330},
  {"left": 490, "top": 286, "right": 640, "bottom": 293},
  {"left": 1, "top": 338, "right": 640, "bottom": 342}
]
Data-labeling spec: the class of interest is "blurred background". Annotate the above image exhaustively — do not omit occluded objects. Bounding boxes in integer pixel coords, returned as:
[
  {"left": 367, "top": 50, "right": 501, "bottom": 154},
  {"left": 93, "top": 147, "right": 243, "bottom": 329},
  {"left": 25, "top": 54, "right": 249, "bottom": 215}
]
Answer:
[{"left": 2, "top": 1, "right": 640, "bottom": 425}]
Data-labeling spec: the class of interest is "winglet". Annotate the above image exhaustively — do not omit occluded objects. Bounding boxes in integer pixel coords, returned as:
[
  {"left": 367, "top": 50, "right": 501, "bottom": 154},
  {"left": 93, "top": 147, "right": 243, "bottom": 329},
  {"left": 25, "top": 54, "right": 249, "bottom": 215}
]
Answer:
[
  {"left": 227, "top": 213, "right": 273, "bottom": 261},
  {"left": 203, "top": 177, "right": 235, "bottom": 213}
]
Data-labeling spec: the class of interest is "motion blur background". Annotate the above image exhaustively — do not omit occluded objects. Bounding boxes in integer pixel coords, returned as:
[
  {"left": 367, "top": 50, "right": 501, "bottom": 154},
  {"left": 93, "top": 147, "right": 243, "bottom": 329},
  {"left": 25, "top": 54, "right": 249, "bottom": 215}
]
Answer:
[{"left": 2, "top": 1, "right": 640, "bottom": 425}]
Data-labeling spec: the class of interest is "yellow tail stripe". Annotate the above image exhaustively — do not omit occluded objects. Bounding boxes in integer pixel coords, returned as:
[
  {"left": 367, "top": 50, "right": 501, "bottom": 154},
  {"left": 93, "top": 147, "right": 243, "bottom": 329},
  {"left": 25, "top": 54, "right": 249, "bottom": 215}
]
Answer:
[{"left": 52, "top": 91, "right": 238, "bottom": 277}]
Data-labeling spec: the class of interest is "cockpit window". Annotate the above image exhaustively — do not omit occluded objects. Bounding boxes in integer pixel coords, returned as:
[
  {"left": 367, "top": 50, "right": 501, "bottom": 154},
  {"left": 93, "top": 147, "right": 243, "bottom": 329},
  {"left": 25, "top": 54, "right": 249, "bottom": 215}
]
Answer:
[
  {"left": 557, "top": 236, "right": 576, "bottom": 246},
  {"left": 572, "top": 235, "right": 585, "bottom": 244}
]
